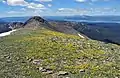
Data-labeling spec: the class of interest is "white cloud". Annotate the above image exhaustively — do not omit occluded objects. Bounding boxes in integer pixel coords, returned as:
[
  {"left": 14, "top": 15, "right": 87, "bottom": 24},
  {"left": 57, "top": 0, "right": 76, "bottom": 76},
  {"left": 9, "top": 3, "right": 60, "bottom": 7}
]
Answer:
[
  {"left": 57, "top": 8, "right": 89, "bottom": 15},
  {"left": 21, "top": 8, "right": 26, "bottom": 11},
  {"left": 58, "top": 8, "right": 75, "bottom": 12},
  {"left": 4, "top": 0, "right": 46, "bottom": 10},
  {"left": 48, "top": 4, "right": 52, "bottom": 7},
  {"left": 6, "top": 0, "right": 28, "bottom": 6},
  {"left": 27, "top": 3, "right": 45, "bottom": 9},
  {"left": 2, "top": 0, "right": 48, "bottom": 16},
  {"left": 76, "top": 0, "right": 87, "bottom": 2},
  {"left": 57, "top": 7, "right": 116, "bottom": 16},
  {"left": 2, "top": 0, "right": 6, "bottom": 3}
]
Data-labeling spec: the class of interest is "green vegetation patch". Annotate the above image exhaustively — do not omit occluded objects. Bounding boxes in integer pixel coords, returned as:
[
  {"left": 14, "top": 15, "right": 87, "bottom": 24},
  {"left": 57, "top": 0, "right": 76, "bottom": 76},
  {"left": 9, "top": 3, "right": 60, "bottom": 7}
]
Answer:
[{"left": 0, "top": 28, "right": 120, "bottom": 78}]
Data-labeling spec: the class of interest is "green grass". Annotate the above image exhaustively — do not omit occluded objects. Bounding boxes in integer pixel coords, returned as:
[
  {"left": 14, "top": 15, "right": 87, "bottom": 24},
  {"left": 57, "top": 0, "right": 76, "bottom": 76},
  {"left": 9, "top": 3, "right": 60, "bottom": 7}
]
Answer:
[{"left": 0, "top": 28, "right": 120, "bottom": 78}]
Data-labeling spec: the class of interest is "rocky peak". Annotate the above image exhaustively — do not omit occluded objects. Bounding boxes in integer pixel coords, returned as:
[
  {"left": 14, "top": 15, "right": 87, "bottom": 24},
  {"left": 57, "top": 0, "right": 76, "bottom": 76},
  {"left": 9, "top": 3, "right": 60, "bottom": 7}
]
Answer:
[
  {"left": 26, "top": 16, "right": 45, "bottom": 23},
  {"left": 23, "top": 16, "right": 49, "bottom": 29}
]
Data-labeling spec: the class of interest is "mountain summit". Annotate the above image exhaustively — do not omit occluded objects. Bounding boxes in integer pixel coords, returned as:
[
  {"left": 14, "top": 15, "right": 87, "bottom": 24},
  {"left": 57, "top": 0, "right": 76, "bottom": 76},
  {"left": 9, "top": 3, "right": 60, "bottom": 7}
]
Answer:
[
  {"left": 23, "top": 16, "right": 50, "bottom": 29},
  {"left": 25, "top": 16, "right": 45, "bottom": 23}
]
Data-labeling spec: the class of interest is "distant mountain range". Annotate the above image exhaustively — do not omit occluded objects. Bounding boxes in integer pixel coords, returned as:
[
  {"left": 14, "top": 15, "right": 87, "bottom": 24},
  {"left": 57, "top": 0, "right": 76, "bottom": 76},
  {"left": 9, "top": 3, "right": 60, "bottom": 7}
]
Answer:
[
  {"left": 1, "top": 15, "right": 120, "bottom": 23},
  {"left": 0, "top": 19, "right": 5, "bottom": 23},
  {"left": 0, "top": 17, "right": 30, "bottom": 22},
  {"left": 65, "top": 15, "right": 120, "bottom": 21}
]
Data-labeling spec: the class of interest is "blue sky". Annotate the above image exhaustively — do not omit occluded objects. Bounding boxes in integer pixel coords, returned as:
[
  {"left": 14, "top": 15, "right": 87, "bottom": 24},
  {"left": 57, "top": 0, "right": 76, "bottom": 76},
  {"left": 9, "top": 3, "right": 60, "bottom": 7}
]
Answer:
[{"left": 0, "top": 0, "right": 120, "bottom": 17}]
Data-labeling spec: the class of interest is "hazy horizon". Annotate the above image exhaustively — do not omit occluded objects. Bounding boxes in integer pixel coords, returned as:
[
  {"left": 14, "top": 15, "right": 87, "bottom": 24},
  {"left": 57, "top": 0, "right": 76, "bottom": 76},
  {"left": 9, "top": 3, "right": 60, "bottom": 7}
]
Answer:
[{"left": 1, "top": 15, "right": 120, "bottom": 18}]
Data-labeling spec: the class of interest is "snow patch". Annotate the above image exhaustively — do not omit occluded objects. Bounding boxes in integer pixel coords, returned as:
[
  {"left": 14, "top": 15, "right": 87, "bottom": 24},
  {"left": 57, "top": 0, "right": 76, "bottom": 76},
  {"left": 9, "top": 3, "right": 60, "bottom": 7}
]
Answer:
[
  {"left": 0, "top": 30, "right": 17, "bottom": 37},
  {"left": 78, "top": 33, "right": 85, "bottom": 38}
]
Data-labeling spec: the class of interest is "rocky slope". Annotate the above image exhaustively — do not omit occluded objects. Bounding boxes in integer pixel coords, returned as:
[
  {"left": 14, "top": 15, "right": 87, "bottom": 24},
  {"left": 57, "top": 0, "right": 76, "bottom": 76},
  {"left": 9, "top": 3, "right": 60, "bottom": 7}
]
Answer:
[
  {"left": 49, "top": 21, "right": 87, "bottom": 37},
  {"left": 49, "top": 21, "right": 120, "bottom": 45}
]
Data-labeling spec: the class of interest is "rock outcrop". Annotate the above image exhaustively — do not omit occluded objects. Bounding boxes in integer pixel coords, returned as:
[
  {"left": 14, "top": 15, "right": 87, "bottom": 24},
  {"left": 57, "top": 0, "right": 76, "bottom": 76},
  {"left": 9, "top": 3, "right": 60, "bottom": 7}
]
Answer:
[{"left": 9, "top": 22, "right": 24, "bottom": 29}]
